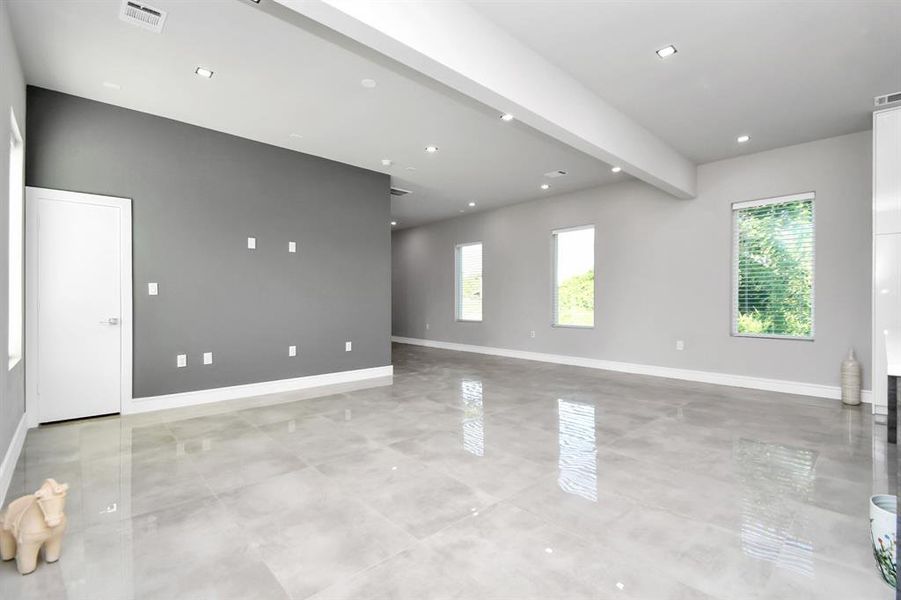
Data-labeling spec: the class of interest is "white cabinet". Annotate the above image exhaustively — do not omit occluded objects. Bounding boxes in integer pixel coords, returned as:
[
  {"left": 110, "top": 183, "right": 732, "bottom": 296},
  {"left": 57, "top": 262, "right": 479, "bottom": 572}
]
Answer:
[
  {"left": 874, "top": 234, "right": 901, "bottom": 388},
  {"left": 873, "top": 106, "right": 901, "bottom": 412},
  {"left": 874, "top": 107, "right": 901, "bottom": 235}
]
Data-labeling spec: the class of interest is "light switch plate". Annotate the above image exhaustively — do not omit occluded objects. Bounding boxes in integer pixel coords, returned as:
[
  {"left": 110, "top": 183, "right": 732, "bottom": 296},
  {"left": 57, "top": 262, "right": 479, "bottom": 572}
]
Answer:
[
  {"left": 345, "top": 341, "right": 352, "bottom": 352},
  {"left": 177, "top": 354, "right": 187, "bottom": 368},
  {"left": 675, "top": 340, "right": 685, "bottom": 351},
  {"left": 288, "top": 241, "right": 296, "bottom": 253},
  {"left": 148, "top": 282, "right": 159, "bottom": 296},
  {"left": 247, "top": 237, "right": 256, "bottom": 249},
  {"left": 203, "top": 351, "right": 213, "bottom": 365},
  {"left": 289, "top": 345, "right": 297, "bottom": 357}
]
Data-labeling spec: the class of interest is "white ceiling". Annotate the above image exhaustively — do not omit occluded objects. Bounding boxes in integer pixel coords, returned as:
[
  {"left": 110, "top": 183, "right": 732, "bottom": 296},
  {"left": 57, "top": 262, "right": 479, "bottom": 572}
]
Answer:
[
  {"left": 6, "top": 0, "right": 620, "bottom": 228},
  {"left": 7, "top": 1, "right": 900, "bottom": 228},
  {"left": 469, "top": 0, "right": 901, "bottom": 164}
]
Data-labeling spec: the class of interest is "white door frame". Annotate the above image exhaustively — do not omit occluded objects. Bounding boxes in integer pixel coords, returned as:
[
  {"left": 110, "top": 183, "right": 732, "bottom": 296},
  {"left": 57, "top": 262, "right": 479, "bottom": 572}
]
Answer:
[{"left": 25, "top": 187, "right": 133, "bottom": 427}]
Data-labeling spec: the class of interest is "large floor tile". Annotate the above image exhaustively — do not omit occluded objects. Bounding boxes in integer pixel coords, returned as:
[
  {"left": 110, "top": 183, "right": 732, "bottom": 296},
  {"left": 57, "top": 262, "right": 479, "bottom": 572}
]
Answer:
[
  {"left": 257, "top": 415, "right": 381, "bottom": 466},
  {"left": 217, "top": 469, "right": 416, "bottom": 599}
]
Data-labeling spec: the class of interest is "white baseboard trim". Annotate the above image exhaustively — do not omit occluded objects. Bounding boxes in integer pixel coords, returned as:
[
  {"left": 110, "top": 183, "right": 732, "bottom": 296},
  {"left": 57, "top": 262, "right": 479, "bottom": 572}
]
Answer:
[
  {"left": 0, "top": 413, "right": 29, "bottom": 507},
  {"left": 392, "top": 336, "right": 879, "bottom": 410},
  {"left": 126, "top": 365, "right": 394, "bottom": 415}
]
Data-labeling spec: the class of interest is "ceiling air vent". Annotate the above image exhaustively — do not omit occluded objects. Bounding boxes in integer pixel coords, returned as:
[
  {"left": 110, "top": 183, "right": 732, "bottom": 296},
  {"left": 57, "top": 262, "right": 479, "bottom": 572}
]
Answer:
[
  {"left": 544, "top": 169, "right": 568, "bottom": 178},
  {"left": 875, "top": 91, "right": 901, "bottom": 107},
  {"left": 119, "top": 1, "right": 167, "bottom": 33},
  {"left": 390, "top": 187, "right": 412, "bottom": 197}
]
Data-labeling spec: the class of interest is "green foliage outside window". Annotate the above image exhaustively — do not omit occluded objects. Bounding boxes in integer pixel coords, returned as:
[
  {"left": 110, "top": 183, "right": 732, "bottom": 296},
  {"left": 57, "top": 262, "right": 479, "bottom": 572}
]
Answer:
[
  {"left": 460, "top": 272, "right": 482, "bottom": 320},
  {"left": 557, "top": 269, "right": 594, "bottom": 327},
  {"left": 735, "top": 199, "right": 813, "bottom": 337}
]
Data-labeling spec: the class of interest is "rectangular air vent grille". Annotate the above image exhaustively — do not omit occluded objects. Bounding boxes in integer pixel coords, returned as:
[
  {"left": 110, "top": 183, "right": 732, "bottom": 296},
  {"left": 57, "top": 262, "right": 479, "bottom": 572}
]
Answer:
[
  {"left": 390, "top": 187, "right": 412, "bottom": 197},
  {"left": 875, "top": 91, "right": 901, "bottom": 107},
  {"left": 119, "top": 1, "right": 167, "bottom": 33}
]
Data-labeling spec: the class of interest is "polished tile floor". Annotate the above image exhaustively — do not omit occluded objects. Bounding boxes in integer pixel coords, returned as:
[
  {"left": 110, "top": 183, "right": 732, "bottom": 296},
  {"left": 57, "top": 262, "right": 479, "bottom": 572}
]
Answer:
[{"left": 1, "top": 343, "right": 895, "bottom": 599}]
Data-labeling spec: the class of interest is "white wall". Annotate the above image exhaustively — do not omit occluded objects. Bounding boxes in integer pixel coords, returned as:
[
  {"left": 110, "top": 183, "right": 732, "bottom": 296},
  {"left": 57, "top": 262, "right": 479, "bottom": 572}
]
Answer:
[
  {"left": 0, "top": 2, "right": 27, "bottom": 473},
  {"left": 392, "top": 131, "right": 872, "bottom": 392}
]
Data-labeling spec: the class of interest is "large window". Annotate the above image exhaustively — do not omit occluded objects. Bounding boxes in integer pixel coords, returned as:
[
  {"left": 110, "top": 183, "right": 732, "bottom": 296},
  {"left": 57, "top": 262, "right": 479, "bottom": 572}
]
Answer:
[
  {"left": 455, "top": 242, "right": 482, "bottom": 321},
  {"left": 8, "top": 109, "right": 23, "bottom": 368},
  {"left": 553, "top": 226, "right": 594, "bottom": 327},
  {"left": 732, "top": 192, "right": 814, "bottom": 339}
]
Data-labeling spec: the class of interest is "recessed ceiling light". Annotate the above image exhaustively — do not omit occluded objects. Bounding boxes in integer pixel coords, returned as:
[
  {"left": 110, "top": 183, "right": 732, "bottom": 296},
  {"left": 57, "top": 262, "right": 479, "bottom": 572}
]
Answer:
[
  {"left": 656, "top": 45, "right": 677, "bottom": 59},
  {"left": 500, "top": 113, "right": 514, "bottom": 122},
  {"left": 540, "top": 183, "right": 550, "bottom": 190},
  {"left": 102, "top": 81, "right": 121, "bottom": 90},
  {"left": 611, "top": 166, "right": 622, "bottom": 173},
  {"left": 737, "top": 135, "right": 750, "bottom": 143},
  {"left": 405, "top": 166, "right": 416, "bottom": 171},
  {"left": 390, "top": 221, "right": 397, "bottom": 226},
  {"left": 361, "top": 78, "right": 377, "bottom": 88},
  {"left": 468, "top": 202, "right": 476, "bottom": 207},
  {"left": 381, "top": 159, "right": 393, "bottom": 166},
  {"left": 425, "top": 146, "right": 438, "bottom": 153},
  {"left": 194, "top": 66, "right": 214, "bottom": 78}
]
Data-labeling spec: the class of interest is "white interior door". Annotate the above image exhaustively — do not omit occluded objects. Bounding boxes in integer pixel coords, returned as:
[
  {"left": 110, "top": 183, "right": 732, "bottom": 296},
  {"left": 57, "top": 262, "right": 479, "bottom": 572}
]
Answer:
[{"left": 26, "top": 187, "right": 132, "bottom": 423}]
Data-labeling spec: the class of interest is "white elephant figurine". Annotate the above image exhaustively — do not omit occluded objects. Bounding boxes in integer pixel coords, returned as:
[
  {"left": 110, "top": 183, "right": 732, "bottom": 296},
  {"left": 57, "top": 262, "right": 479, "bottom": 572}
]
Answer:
[{"left": 0, "top": 478, "right": 69, "bottom": 574}]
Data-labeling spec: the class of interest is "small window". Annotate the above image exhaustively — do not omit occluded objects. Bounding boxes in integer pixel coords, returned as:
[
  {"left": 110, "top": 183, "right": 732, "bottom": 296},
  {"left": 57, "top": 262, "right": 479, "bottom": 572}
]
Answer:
[
  {"left": 8, "top": 109, "right": 23, "bottom": 369},
  {"left": 455, "top": 242, "right": 482, "bottom": 322},
  {"left": 553, "top": 226, "right": 594, "bottom": 327},
  {"left": 732, "top": 192, "right": 814, "bottom": 339}
]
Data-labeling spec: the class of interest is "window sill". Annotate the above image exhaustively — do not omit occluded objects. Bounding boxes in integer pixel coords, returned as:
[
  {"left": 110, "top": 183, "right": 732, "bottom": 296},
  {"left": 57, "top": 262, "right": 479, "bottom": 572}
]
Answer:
[
  {"left": 456, "top": 319, "right": 483, "bottom": 323},
  {"left": 8, "top": 356, "right": 21, "bottom": 371},
  {"left": 731, "top": 333, "right": 814, "bottom": 342},
  {"left": 552, "top": 324, "right": 595, "bottom": 330}
]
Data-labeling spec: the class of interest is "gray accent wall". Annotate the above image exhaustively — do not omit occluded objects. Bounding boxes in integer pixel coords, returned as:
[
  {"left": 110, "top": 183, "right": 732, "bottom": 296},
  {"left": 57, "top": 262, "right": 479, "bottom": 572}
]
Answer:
[
  {"left": 392, "top": 131, "right": 872, "bottom": 390},
  {"left": 0, "top": 3, "right": 26, "bottom": 462},
  {"left": 27, "top": 87, "right": 391, "bottom": 399}
]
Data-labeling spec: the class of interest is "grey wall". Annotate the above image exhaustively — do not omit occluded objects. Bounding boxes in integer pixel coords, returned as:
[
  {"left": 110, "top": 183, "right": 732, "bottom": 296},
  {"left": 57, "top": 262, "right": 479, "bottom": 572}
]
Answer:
[
  {"left": 393, "top": 131, "right": 872, "bottom": 390},
  {"left": 0, "top": 3, "right": 26, "bottom": 460},
  {"left": 27, "top": 87, "right": 391, "bottom": 398}
]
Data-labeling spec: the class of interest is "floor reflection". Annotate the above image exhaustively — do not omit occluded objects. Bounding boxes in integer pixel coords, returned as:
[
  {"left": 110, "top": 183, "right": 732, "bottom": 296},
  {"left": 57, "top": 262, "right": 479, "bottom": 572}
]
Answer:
[
  {"left": 557, "top": 399, "right": 597, "bottom": 502},
  {"left": 3, "top": 344, "right": 892, "bottom": 599},
  {"left": 461, "top": 379, "right": 484, "bottom": 457},
  {"left": 735, "top": 438, "right": 816, "bottom": 575}
]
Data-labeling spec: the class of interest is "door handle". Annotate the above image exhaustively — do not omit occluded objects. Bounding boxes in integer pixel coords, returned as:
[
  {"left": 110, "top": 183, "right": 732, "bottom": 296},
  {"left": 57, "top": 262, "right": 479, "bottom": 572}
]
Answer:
[{"left": 99, "top": 318, "right": 120, "bottom": 325}]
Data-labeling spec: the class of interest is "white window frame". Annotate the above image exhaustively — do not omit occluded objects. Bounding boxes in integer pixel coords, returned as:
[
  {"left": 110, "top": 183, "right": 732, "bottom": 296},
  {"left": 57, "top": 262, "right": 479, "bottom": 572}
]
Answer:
[
  {"left": 8, "top": 108, "right": 23, "bottom": 369},
  {"left": 731, "top": 191, "right": 816, "bottom": 341},
  {"left": 552, "top": 224, "right": 595, "bottom": 329},
  {"left": 455, "top": 241, "right": 482, "bottom": 322}
]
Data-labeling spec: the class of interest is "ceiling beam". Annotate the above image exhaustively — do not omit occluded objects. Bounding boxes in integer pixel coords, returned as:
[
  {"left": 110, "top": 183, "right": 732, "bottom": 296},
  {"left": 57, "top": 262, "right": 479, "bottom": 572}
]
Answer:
[{"left": 269, "top": 0, "right": 697, "bottom": 199}]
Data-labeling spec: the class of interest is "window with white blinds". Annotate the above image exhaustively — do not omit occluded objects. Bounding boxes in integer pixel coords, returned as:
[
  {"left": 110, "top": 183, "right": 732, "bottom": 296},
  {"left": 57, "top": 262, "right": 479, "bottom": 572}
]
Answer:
[
  {"left": 455, "top": 242, "right": 482, "bottom": 322},
  {"left": 732, "top": 192, "right": 814, "bottom": 339},
  {"left": 553, "top": 226, "right": 594, "bottom": 327}
]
